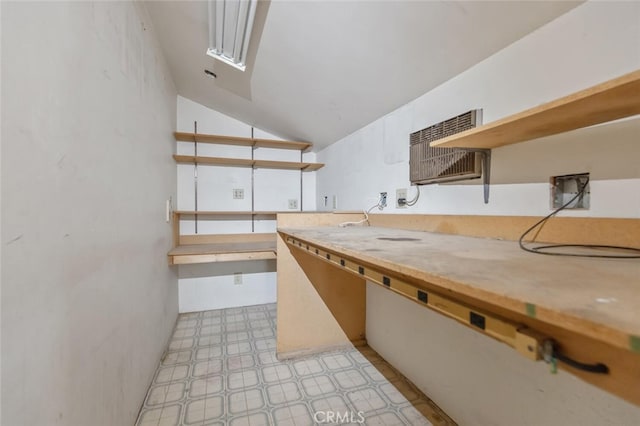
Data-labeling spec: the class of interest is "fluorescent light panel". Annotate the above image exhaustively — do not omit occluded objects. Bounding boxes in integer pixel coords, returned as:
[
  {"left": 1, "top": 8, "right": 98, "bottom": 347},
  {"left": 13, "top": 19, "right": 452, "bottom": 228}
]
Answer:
[{"left": 207, "top": 0, "right": 257, "bottom": 72}]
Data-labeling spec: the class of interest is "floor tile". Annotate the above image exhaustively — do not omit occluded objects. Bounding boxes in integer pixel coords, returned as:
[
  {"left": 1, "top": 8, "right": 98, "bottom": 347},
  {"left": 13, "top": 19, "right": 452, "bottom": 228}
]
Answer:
[
  {"left": 321, "top": 353, "right": 353, "bottom": 371},
  {"left": 261, "top": 365, "right": 292, "bottom": 383},
  {"left": 184, "top": 396, "right": 224, "bottom": 424},
  {"left": 198, "top": 335, "right": 223, "bottom": 347},
  {"left": 200, "top": 324, "right": 223, "bottom": 336},
  {"left": 228, "top": 389, "right": 265, "bottom": 414},
  {"left": 226, "top": 331, "right": 250, "bottom": 343},
  {"left": 192, "top": 359, "right": 223, "bottom": 377},
  {"left": 253, "top": 338, "right": 276, "bottom": 352},
  {"left": 155, "top": 365, "right": 190, "bottom": 385},
  {"left": 292, "top": 359, "right": 323, "bottom": 376},
  {"left": 226, "top": 354, "right": 256, "bottom": 371},
  {"left": 300, "top": 375, "right": 336, "bottom": 398},
  {"left": 257, "top": 351, "right": 279, "bottom": 366},
  {"left": 250, "top": 328, "right": 275, "bottom": 339},
  {"left": 172, "top": 328, "right": 197, "bottom": 339},
  {"left": 227, "top": 369, "right": 259, "bottom": 390},
  {"left": 347, "top": 388, "right": 388, "bottom": 412},
  {"left": 168, "top": 338, "right": 195, "bottom": 352},
  {"left": 146, "top": 383, "right": 186, "bottom": 406},
  {"left": 189, "top": 375, "right": 224, "bottom": 398},
  {"left": 162, "top": 351, "right": 192, "bottom": 366},
  {"left": 176, "top": 319, "right": 199, "bottom": 329},
  {"left": 266, "top": 382, "right": 301, "bottom": 405},
  {"left": 136, "top": 303, "right": 449, "bottom": 426},
  {"left": 195, "top": 345, "right": 223, "bottom": 360},
  {"left": 229, "top": 412, "right": 270, "bottom": 426},
  {"left": 226, "top": 341, "right": 252, "bottom": 356},
  {"left": 365, "top": 411, "right": 406, "bottom": 425},
  {"left": 333, "top": 369, "right": 368, "bottom": 390},
  {"left": 310, "top": 395, "right": 350, "bottom": 413}
]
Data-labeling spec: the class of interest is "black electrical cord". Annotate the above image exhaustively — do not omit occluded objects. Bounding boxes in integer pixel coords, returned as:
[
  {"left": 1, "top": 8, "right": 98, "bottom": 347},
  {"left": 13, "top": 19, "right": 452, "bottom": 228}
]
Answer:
[
  {"left": 553, "top": 349, "right": 609, "bottom": 374},
  {"left": 519, "top": 177, "right": 640, "bottom": 258},
  {"left": 543, "top": 340, "right": 609, "bottom": 374}
]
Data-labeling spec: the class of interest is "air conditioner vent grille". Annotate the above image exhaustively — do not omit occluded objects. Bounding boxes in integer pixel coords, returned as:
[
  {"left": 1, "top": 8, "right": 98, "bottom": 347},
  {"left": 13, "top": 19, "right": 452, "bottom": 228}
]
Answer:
[{"left": 410, "top": 110, "right": 482, "bottom": 185}]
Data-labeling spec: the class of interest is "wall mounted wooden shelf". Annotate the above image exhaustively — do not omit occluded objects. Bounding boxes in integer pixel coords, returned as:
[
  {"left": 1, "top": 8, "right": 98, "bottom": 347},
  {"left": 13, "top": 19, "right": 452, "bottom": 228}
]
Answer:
[
  {"left": 432, "top": 69, "right": 640, "bottom": 149},
  {"left": 173, "top": 155, "right": 324, "bottom": 172},
  {"left": 174, "top": 131, "right": 312, "bottom": 151},
  {"left": 171, "top": 129, "right": 317, "bottom": 265},
  {"left": 175, "top": 210, "right": 280, "bottom": 216},
  {"left": 168, "top": 232, "right": 277, "bottom": 265}
]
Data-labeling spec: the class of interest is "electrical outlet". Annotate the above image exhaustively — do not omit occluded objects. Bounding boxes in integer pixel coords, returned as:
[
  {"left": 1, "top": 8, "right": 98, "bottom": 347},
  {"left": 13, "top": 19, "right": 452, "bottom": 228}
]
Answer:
[
  {"left": 288, "top": 199, "right": 298, "bottom": 209},
  {"left": 396, "top": 188, "right": 407, "bottom": 208},
  {"left": 379, "top": 192, "right": 387, "bottom": 209},
  {"left": 550, "top": 173, "right": 590, "bottom": 209},
  {"left": 234, "top": 273, "right": 242, "bottom": 285},
  {"left": 332, "top": 195, "right": 338, "bottom": 210},
  {"left": 232, "top": 189, "right": 244, "bottom": 199}
]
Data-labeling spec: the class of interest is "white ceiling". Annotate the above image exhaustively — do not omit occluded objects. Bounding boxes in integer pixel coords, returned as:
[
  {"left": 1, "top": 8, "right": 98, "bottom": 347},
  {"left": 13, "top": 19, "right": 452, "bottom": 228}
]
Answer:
[{"left": 145, "top": 1, "right": 581, "bottom": 150}]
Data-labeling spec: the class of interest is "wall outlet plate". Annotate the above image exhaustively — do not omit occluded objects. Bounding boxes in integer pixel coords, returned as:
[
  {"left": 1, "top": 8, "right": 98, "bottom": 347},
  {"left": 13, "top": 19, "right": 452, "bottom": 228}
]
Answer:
[
  {"left": 234, "top": 272, "right": 242, "bottom": 285},
  {"left": 396, "top": 188, "right": 407, "bottom": 208},
  {"left": 550, "top": 173, "right": 590, "bottom": 209},
  {"left": 332, "top": 195, "right": 338, "bottom": 210},
  {"left": 379, "top": 192, "right": 387, "bottom": 209},
  {"left": 288, "top": 199, "right": 298, "bottom": 209},
  {"left": 233, "top": 188, "right": 244, "bottom": 199}
]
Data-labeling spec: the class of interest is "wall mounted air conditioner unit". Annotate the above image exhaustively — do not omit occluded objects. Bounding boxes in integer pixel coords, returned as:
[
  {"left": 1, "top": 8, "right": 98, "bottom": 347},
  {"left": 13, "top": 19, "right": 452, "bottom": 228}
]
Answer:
[{"left": 409, "top": 110, "right": 491, "bottom": 203}]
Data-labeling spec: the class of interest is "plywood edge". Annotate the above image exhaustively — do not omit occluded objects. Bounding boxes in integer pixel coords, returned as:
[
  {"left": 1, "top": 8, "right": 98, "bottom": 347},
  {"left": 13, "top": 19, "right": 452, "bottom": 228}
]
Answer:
[
  {"left": 179, "top": 233, "right": 276, "bottom": 245},
  {"left": 175, "top": 211, "right": 279, "bottom": 216},
  {"left": 367, "top": 214, "right": 640, "bottom": 247},
  {"left": 174, "top": 131, "right": 312, "bottom": 150},
  {"left": 173, "top": 155, "right": 254, "bottom": 167},
  {"left": 169, "top": 251, "right": 276, "bottom": 265},
  {"left": 174, "top": 132, "right": 251, "bottom": 146},
  {"left": 277, "top": 212, "right": 366, "bottom": 228},
  {"left": 253, "top": 138, "right": 312, "bottom": 151},
  {"left": 253, "top": 159, "right": 324, "bottom": 171},
  {"left": 303, "top": 162, "right": 325, "bottom": 171},
  {"left": 174, "top": 155, "right": 323, "bottom": 171},
  {"left": 432, "top": 69, "right": 640, "bottom": 149}
]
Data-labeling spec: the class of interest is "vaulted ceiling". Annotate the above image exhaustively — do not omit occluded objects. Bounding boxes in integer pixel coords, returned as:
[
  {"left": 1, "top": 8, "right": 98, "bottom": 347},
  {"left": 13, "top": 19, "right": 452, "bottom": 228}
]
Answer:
[{"left": 145, "top": 1, "right": 581, "bottom": 150}]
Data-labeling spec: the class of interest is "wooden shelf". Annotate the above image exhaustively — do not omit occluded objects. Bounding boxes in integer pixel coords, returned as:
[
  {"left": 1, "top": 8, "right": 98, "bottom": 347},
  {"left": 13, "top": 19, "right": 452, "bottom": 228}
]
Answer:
[
  {"left": 173, "top": 155, "right": 324, "bottom": 172},
  {"left": 175, "top": 211, "right": 280, "bottom": 216},
  {"left": 432, "top": 69, "right": 640, "bottom": 149},
  {"left": 168, "top": 233, "right": 277, "bottom": 265},
  {"left": 168, "top": 241, "right": 276, "bottom": 265},
  {"left": 171, "top": 131, "right": 316, "bottom": 265},
  {"left": 173, "top": 155, "right": 253, "bottom": 167},
  {"left": 174, "top": 132, "right": 312, "bottom": 151}
]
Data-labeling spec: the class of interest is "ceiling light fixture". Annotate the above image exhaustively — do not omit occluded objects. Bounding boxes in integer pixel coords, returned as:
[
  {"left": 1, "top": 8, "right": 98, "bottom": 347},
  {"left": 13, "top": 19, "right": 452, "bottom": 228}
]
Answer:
[{"left": 207, "top": 0, "right": 257, "bottom": 72}]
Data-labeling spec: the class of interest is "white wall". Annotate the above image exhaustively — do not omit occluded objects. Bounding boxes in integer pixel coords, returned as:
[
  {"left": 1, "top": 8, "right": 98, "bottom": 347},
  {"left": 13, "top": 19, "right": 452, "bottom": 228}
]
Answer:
[
  {"left": 318, "top": 1, "right": 640, "bottom": 424},
  {"left": 176, "top": 96, "right": 316, "bottom": 312},
  {"left": 1, "top": 2, "right": 178, "bottom": 425},
  {"left": 366, "top": 284, "right": 640, "bottom": 426},
  {"left": 317, "top": 1, "right": 640, "bottom": 219}
]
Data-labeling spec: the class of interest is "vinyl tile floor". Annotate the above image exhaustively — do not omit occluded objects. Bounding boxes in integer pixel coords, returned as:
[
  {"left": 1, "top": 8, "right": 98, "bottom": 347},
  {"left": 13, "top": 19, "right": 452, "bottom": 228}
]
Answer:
[{"left": 136, "top": 303, "right": 454, "bottom": 426}]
